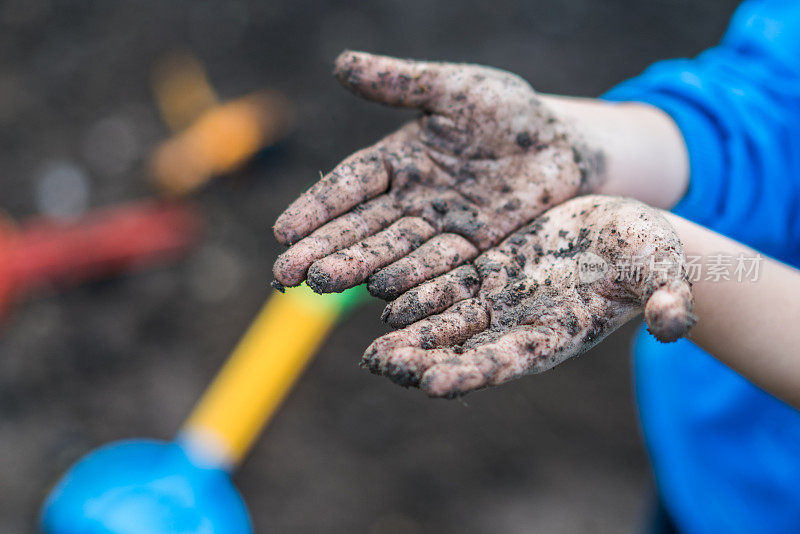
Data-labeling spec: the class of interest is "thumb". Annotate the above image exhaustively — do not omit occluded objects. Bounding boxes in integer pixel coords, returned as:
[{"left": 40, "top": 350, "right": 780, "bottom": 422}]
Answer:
[
  {"left": 643, "top": 279, "right": 696, "bottom": 343},
  {"left": 333, "top": 50, "right": 448, "bottom": 111}
]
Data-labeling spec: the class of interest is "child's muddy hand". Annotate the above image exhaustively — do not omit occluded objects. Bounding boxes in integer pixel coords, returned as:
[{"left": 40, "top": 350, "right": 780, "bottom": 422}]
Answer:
[
  {"left": 365, "top": 196, "right": 696, "bottom": 398},
  {"left": 272, "top": 51, "right": 604, "bottom": 294}
]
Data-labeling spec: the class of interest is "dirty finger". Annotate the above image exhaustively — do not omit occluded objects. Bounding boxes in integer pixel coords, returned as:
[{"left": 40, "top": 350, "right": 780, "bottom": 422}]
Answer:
[
  {"left": 273, "top": 195, "right": 401, "bottom": 287},
  {"left": 333, "top": 50, "right": 451, "bottom": 111},
  {"left": 362, "top": 298, "right": 489, "bottom": 387},
  {"left": 381, "top": 264, "right": 481, "bottom": 328},
  {"left": 306, "top": 216, "right": 436, "bottom": 293},
  {"left": 367, "top": 233, "right": 478, "bottom": 300},
  {"left": 274, "top": 145, "right": 391, "bottom": 245}
]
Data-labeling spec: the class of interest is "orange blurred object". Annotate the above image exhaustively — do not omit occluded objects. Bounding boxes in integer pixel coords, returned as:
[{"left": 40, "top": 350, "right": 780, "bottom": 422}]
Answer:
[
  {"left": 150, "top": 91, "right": 292, "bottom": 197},
  {"left": 0, "top": 201, "right": 204, "bottom": 319},
  {"left": 151, "top": 52, "right": 219, "bottom": 132}
]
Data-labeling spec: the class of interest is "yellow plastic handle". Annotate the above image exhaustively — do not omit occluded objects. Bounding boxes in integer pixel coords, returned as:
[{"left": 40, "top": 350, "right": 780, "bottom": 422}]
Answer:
[{"left": 181, "top": 286, "right": 343, "bottom": 466}]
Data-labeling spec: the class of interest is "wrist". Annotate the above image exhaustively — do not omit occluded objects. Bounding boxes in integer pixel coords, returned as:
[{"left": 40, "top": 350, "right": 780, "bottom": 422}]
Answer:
[
  {"left": 540, "top": 94, "right": 689, "bottom": 208},
  {"left": 659, "top": 211, "right": 727, "bottom": 260}
]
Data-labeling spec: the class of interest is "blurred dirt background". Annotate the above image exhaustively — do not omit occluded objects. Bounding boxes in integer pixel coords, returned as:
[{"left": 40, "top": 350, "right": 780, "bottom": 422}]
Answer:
[{"left": 0, "top": 1, "right": 739, "bottom": 532}]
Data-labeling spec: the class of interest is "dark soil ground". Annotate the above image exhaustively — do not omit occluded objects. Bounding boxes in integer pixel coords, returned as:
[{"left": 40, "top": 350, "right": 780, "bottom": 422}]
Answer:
[{"left": 0, "top": 1, "right": 738, "bottom": 532}]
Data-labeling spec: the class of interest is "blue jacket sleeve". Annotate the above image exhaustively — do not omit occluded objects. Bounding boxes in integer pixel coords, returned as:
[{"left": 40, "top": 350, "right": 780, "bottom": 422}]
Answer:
[{"left": 602, "top": 0, "right": 800, "bottom": 261}]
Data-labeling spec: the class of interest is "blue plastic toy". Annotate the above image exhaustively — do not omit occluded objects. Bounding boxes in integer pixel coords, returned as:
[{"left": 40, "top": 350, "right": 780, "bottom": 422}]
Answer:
[
  {"left": 41, "top": 439, "right": 251, "bottom": 533},
  {"left": 40, "top": 285, "right": 366, "bottom": 533}
]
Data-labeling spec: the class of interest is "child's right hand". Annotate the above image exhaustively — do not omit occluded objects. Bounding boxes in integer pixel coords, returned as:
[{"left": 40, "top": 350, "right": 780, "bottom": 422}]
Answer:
[{"left": 365, "top": 195, "right": 695, "bottom": 397}]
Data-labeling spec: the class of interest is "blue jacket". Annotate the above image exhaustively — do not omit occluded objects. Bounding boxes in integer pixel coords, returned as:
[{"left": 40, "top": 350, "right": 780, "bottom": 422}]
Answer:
[{"left": 603, "top": 1, "right": 800, "bottom": 533}]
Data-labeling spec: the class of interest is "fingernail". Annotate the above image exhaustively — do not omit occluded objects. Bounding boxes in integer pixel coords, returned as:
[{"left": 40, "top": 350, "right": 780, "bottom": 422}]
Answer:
[{"left": 270, "top": 279, "right": 285, "bottom": 293}]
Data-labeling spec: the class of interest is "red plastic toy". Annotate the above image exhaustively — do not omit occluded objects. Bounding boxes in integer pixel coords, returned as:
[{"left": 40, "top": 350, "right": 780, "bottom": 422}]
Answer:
[{"left": 0, "top": 200, "right": 203, "bottom": 318}]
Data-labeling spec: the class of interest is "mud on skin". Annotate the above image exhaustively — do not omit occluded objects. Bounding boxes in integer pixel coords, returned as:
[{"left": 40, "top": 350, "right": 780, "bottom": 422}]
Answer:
[
  {"left": 272, "top": 50, "right": 606, "bottom": 296},
  {"left": 365, "top": 196, "right": 697, "bottom": 398}
]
